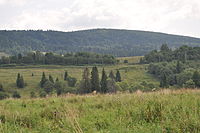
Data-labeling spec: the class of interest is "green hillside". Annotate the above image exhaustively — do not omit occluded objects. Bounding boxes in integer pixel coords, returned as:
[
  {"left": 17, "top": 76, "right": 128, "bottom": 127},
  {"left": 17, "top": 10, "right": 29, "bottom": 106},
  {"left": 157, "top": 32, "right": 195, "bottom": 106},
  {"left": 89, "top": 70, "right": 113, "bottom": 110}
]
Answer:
[{"left": 1, "top": 29, "right": 200, "bottom": 56}]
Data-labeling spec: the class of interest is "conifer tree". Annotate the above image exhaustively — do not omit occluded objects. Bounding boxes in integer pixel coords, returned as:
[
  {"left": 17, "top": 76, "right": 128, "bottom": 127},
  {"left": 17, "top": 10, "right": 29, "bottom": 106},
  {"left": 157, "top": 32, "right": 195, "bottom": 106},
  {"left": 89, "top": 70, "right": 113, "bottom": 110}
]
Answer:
[
  {"left": 91, "top": 66, "right": 100, "bottom": 92},
  {"left": 64, "top": 71, "right": 68, "bottom": 80},
  {"left": 79, "top": 67, "right": 91, "bottom": 93},
  {"left": 109, "top": 70, "right": 115, "bottom": 80},
  {"left": 19, "top": 75, "right": 25, "bottom": 88},
  {"left": 40, "top": 72, "right": 47, "bottom": 88},
  {"left": 16, "top": 73, "right": 21, "bottom": 87},
  {"left": 100, "top": 68, "right": 108, "bottom": 93},
  {"left": 115, "top": 70, "right": 122, "bottom": 82},
  {"left": 56, "top": 77, "right": 59, "bottom": 82},
  {"left": 16, "top": 73, "right": 25, "bottom": 88},
  {"left": 49, "top": 75, "right": 54, "bottom": 83}
]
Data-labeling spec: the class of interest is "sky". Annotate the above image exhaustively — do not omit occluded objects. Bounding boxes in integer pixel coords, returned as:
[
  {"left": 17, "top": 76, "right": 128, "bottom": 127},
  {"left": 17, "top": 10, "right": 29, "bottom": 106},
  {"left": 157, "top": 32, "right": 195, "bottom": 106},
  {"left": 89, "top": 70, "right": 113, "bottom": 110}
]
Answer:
[{"left": 0, "top": 0, "right": 200, "bottom": 37}]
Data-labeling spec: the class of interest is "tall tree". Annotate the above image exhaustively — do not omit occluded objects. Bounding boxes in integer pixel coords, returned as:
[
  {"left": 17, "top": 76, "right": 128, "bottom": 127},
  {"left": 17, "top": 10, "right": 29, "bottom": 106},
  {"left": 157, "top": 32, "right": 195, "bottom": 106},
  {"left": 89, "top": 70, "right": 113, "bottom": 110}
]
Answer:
[
  {"left": 79, "top": 67, "right": 91, "bottom": 93},
  {"left": 192, "top": 71, "right": 200, "bottom": 88},
  {"left": 91, "top": 66, "right": 100, "bottom": 92},
  {"left": 49, "top": 75, "right": 54, "bottom": 83},
  {"left": 64, "top": 71, "right": 68, "bottom": 81},
  {"left": 16, "top": 73, "right": 24, "bottom": 88},
  {"left": 40, "top": 72, "right": 47, "bottom": 88},
  {"left": 115, "top": 70, "right": 122, "bottom": 82},
  {"left": 100, "top": 68, "right": 108, "bottom": 93}
]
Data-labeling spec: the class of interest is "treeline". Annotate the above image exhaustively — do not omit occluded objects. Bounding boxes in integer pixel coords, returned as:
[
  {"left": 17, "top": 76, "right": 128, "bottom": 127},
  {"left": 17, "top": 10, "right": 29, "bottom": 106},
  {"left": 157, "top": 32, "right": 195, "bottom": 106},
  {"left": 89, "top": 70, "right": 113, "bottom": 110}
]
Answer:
[
  {"left": 0, "top": 51, "right": 116, "bottom": 65},
  {"left": 140, "top": 44, "right": 200, "bottom": 63},
  {"left": 143, "top": 44, "right": 200, "bottom": 88}
]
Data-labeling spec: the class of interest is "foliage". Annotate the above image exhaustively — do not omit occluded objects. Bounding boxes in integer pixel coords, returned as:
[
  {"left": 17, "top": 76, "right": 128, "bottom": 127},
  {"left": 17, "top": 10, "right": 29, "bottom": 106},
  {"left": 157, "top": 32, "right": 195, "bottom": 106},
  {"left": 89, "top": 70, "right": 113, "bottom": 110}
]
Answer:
[
  {"left": 48, "top": 75, "right": 54, "bottom": 83},
  {"left": 16, "top": 73, "right": 25, "bottom": 88},
  {"left": 0, "top": 51, "right": 116, "bottom": 65},
  {"left": 12, "top": 91, "right": 21, "bottom": 98},
  {"left": 0, "top": 92, "right": 9, "bottom": 100},
  {"left": 79, "top": 68, "right": 91, "bottom": 93},
  {"left": 43, "top": 80, "right": 54, "bottom": 94},
  {"left": 1, "top": 29, "right": 200, "bottom": 56},
  {"left": 30, "top": 91, "right": 37, "bottom": 98},
  {"left": 115, "top": 70, "right": 122, "bottom": 82},
  {"left": 40, "top": 72, "right": 47, "bottom": 88},
  {"left": 100, "top": 68, "right": 108, "bottom": 93},
  {"left": 141, "top": 45, "right": 200, "bottom": 63},
  {"left": 91, "top": 66, "right": 100, "bottom": 92}
]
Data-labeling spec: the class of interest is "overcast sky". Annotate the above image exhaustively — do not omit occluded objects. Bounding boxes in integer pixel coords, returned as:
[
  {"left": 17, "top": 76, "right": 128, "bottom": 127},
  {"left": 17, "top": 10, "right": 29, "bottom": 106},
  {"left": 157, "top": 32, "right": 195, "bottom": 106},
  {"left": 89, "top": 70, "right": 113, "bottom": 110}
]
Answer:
[{"left": 0, "top": 0, "right": 200, "bottom": 37}]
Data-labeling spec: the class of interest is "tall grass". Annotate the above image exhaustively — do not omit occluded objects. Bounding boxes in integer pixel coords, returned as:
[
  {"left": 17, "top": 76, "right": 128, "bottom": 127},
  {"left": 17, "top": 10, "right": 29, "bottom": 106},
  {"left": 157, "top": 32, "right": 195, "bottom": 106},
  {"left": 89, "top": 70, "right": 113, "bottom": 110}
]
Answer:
[{"left": 0, "top": 89, "right": 200, "bottom": 132}]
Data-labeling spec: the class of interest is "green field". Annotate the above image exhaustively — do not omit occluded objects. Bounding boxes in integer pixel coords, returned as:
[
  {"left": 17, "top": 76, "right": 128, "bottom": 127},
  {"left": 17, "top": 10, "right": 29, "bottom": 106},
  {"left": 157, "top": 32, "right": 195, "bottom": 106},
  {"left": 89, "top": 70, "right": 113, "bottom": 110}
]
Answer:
[
  {"left": 0, "top": 62, "right": 159, "bottom": 97},
  {"left": 0, "top": 89, "right": 200, "bottom": 132}
]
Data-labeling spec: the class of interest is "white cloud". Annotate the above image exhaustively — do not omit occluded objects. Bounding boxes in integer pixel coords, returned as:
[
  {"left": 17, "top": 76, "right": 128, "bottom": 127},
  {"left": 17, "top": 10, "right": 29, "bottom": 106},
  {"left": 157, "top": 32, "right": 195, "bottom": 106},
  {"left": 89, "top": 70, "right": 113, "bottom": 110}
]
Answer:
[{"left": 1, "top": 0, "right": 200, "bottom": 37}]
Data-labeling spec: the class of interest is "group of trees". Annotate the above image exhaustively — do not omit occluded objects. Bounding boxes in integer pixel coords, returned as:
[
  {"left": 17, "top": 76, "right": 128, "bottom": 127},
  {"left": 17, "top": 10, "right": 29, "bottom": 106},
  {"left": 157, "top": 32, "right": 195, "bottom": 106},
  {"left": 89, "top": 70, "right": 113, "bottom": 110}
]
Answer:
[
  {"left": 140, "top": 44, "right": 200, "bottom": 63},
  {"left": 79, "top": 67, "right": 122, "bottom": 94},
  {"left": 0, "top": 51, "right": 116, "bottom": 65},
  {"left": 39, "top": 71, "right": 77, "bottom": 96},
  {"left": 145, "top": 44, "right": 200, "bottom": 88}
]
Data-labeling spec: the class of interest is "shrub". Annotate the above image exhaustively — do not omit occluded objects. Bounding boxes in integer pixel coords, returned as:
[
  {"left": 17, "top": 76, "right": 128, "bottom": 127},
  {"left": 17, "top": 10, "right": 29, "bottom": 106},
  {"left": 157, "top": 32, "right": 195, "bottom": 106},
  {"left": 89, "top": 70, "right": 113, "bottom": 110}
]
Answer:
[
  {"left": 43, "top": 80, "right": 54, "bottom": 94},
  {"left": 0, "top": 92, "right": 9, "bottom": 100},
  {"left": 39, "top": 91, "right": 47, "bottom": 98},
  {"left": 30, "top": 91, "right": 37, "bottom": 98},
  {"left": 12, "top": 91, "right": 21, "bottom": 98}
]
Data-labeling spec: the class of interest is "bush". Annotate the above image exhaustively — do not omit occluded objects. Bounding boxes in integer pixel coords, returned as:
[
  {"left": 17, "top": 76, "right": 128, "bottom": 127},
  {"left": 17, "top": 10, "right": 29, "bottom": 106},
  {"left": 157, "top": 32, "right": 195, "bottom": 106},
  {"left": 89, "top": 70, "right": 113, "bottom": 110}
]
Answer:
[
  {"left": 184, "top": 79, "right": 195, "bottom": 88},
  {"left": 67, "top": 76, "right": 77, "bottom": 87},
  {"left": 124, "top": 60, "right": 128, "bottom": 63},
  {"left": 0, "top": 92, "right": 9, "bottom": 100},
  {"left": 43, "top": 80, "right": 54, "bottom": 94},
  {"left": 39, "top": 91, "right": 47, "bottom": 98},
  {"left": 12, "top": 91, "right": 21, "bottom": 98},
  {"left": 30, "top": 91, "right": 37, "bottom": 98}
]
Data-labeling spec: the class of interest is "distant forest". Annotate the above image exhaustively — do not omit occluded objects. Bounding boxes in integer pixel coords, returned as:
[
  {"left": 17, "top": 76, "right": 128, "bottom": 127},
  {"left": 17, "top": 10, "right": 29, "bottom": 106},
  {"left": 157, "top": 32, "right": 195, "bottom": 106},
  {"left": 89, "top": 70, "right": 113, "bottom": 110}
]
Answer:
[
  {"left": 0, "top": 52, "right": 116, "bottom": 65},
  {"left": 1, "top": 29, "right": 200, "bottom": 57},
  {"left": 141, "top": 45, "right": 200, "bottom": 88}
]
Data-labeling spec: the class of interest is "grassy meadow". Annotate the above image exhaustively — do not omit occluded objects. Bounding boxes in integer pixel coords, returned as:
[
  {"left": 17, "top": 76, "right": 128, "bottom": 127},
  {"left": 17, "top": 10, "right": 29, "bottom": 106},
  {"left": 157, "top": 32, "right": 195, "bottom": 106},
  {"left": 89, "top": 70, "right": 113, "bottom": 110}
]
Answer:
[
  {"left": 0, "top": 89, "right": 200, "bottom": 132},
  {"left": 0, "top": 57, "right": 159, "bottom": 97}
]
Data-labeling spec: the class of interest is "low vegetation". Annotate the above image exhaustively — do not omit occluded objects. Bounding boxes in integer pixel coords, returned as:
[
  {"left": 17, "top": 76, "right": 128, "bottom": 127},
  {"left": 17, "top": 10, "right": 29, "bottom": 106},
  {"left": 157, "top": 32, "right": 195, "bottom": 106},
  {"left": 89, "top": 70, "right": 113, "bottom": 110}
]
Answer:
[{"left": 0, "top": 89, "right": 200, "bottom": 132}]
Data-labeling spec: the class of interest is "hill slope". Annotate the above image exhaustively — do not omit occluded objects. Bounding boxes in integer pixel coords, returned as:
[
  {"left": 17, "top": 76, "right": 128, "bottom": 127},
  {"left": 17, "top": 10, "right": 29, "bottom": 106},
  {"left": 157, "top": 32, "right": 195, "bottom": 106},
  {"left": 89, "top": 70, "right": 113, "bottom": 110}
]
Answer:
[{"left": 1, "top": 29, "right": 200, "bottom": 56}]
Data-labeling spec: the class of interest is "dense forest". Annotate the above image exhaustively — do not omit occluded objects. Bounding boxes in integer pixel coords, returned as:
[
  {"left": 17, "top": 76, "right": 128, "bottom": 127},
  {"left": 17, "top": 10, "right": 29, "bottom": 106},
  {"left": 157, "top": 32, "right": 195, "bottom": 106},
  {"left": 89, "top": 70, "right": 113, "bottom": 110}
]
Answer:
[
  {"left": 141, "top": 45, "right": 200, "bottom": 88},
  {"left": 0, "top": 51, "right": 116, "bottom": 65},
  {"left": 1, "top": 29, "right": 200, "bottom": 56}
]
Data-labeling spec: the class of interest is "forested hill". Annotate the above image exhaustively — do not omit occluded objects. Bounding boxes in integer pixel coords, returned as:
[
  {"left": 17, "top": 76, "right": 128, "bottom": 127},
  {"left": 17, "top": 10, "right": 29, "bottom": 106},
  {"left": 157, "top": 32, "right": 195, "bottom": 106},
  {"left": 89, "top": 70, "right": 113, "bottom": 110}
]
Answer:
[{"left": 1, "top": 29, "right": 200, "bottom": 56}]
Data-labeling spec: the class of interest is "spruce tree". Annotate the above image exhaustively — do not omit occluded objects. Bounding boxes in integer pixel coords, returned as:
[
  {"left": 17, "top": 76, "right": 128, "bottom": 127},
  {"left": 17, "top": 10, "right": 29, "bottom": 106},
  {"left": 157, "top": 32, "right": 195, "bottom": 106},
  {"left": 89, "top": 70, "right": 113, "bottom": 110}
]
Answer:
[
  {"left": 56, "top": 77, "right": 59, "bottom": 82},
  {"left": 100, "top": 68, "right": 108, "bottom": 93},
  {"left": 16, "top": 73, "right": 21, "bottom": 87},
  {"left": 64, "top": 71, "right": 68, "bottom": 81},
  {"left": 192, "top": 71, "right": 200, "bottom": 88},
  {"left": 115, "top": 70, "right": 122, "bottom": 82},
  {"left": 19, "top": 75, "right": 25, "bottom": 88},
  {"left": 109, "top": 70, "right": 115, "bottom": 80},
  {"left": 40, "top": 72, "right": 47, "bottom": 88},
  {"left": 91, "top": 66, "right": 100, "bottom": 92},
  {"left": 16, "top": 73, "right": 25, "bottom": 88},
  {"left": 49, "top": 75, "right": 54, "bottom": 83},
  {"left": 79, "top": 67, "right": 91, "bottom": 93}
]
